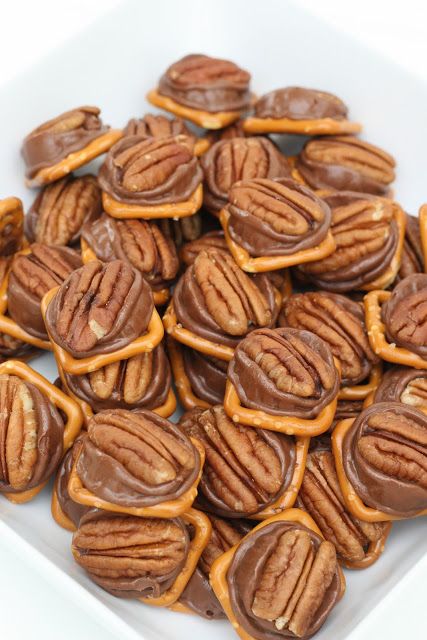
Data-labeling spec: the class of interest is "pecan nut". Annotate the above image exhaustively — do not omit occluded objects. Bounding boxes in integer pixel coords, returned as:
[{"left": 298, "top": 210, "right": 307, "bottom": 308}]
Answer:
[
  {"left": 298, "top": 449, "right": 389, "bottom": 564},
  {"left": 297, "top": 192, "right": 398, "bottom": 292},
  {"left": 0, "top": 374, "right": 63, "bottom": 492},
  {"left": 63, "top": 345, "right": 171, "bottom": 412},
  {"left": 26, "top": 174, "right": 102, "bottom": 246},
  {"left": 72, "top": 510, "right": 189, "bottom": 598},
  {"left": 180, "top": 231, "right": 229, "bottom": 267},
  {"left": 227, "top": 520, "right": 342, "bottom": 638},
  {"left": 382, "top": 274, "right": 427, "bottom": 358},
  {"left": 160, "top": 212, "right": 203, "bottom": 248},
  {"left": 342, "top": 402, "right": 427, "bottom": 517},
  {"left": 82, "top": 214, "right": 179, "bottom": 289},
  {"left": 123, "top": 113, "right": 196, "bottom": 146},
  {"left": 45, "top": 260, "right": 153, "bottom": 357},
  {"left": 226, "top": 177, "right": 331, "bottom": 257},
  {"left": 201, "top": 137, "right": 291, "bottom": 214},
  {"left": 173, "top": 248, "right": 277, "bottom": 348},
  {"left": 76, "top": 409, "right": 200, "bottom": 508},
  {"left": 280, "top": 291, "right": 378, "bottom": 386},
  {"left": 296, "top": 135, "right": 395, "bottom": 195},
  {"left": 158, "top": 54, "right": 251, "bottom": 112},
  {"left": 180, "top": 405, "right": 295, "bottom": 517},
  {"left": 228, "top": 327, "right": 340, "bottom": 419},
  {"left": 22, "top": 106, "right": 108, "bottom": 179},
  {"left": 98, "top": 135, "right": 202, "bottom": 206},
  {"left": 254, "top": 87, "right": 349, "bottom": 121},
  {"left": 374, "top": 366, "right": 427, "bottom": 411},
  {"left": 7, "top": 243, "right": 82, "bottom": 340}
]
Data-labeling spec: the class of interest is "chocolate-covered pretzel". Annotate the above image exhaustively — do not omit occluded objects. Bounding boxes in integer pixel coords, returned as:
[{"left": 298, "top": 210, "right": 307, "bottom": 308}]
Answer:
[
  {"left": 228, "top": 328, "right": 340, "bottom": 419},
  {"left": 76, "top": 409, "right": 201, "bottom": 508},
  {"left": 382, "top": 274, "right": 427, "bottom": 358},
  {"left": 8, "top": 244, "right": 82, "bottom": 340},
  {"left": 0, "top": 373, "right": 64, "bottom": 494},
  {"left": 279, "top": 292, "right": 378, "bottom": 386},
  {"left": 45, "top": 260, "right": 153, "bottom": 358},
  {"left": 180, "top": 405, "right": 296, "bottom": 518},
  {"left": 341, "top": 402, "right": 427, "bottom": 517}
]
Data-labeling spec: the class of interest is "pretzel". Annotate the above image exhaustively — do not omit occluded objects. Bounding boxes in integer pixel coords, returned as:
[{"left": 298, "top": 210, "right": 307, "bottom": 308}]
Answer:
[
  {"left": 280, "top": 269, "right": 293, "bottom": 302},
  {"left": 51, "top": 488, "right": 77, "bottom": 533},
  {"left": 243, "top": 116, "right": 361, "bottom": 136},
  {"left": 420, "top": 204, "right": 427, "bottom": 272},
  {"left": 139, "top": 509, "right": 212, "bottom": 607},
  {"left": 0, "top": 359, "right": 83, "bottom": 504},
  {"left": 163, "top": 301, "right": 234, "bottom": 362},
  {"left": 67, "top": 438, "right": 205, "bottom": 518},
  {"left": 26, "top": 129, "right": 123, "bottom": 188},
  {"left": 223, "top": 375, "right": 339, "bottom": 437},
  {"left": 194, "top": 137, "right": 210, "bottom": 156},
  {"left": 340, "top": 522, "right": 392, "bottom": 570},
  {"left": 338, "top": 362, "right": 383, "bottom": 401},
  {"left": 210, "top": 508, "right": 346, "bottom": 640},
  {"left": 0, "top": 197, "right": 24, "bottom": 256},
  {"left": 332, "top": 418, "right": 427, "bottom": 522},
  {"left": 167, "top": 338, "right": 212, "bottom": 410},
  {"left": 147, "top": 89, "right": 244, "bottom": 130},
  {"left": 102, "top": 183, "right": 203, "bottom": 220},
  {"left": 364, "top": 289, "right": 427, "bottom": 368},
  {"left": 41, "top": 287, "right": 164, "bottom": 375},
  {"left": 80, "top": 237, "right": 171, "bottom": 307},
  {"left": 168, "top": 602, "right": 194, "bottom": 615},
  {"left": 220, "top": 208, "right": 336, "bottom": 273},
  {"left": 251, "top": 436, "right": 309, "bottom": 519},
  {"left": 0, "top": 249, "right": 52, "bottom": 350}
]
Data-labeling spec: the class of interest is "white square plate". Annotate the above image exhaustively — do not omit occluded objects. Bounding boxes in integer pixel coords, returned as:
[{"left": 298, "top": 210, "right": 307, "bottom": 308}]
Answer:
[{"left": 0, "top": 1, "right": 426, "bottom": 639}]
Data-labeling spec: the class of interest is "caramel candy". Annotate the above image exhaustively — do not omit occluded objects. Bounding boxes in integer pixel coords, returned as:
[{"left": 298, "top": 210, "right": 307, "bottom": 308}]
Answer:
[{"left": 295, "top": 136, "right": 395, "bottom": 195}]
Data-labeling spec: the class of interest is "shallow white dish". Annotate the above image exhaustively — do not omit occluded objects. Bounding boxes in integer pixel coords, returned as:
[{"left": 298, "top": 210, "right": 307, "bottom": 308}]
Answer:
[{"left": 0, "top": 0, "right": 426, "bottom": 639}]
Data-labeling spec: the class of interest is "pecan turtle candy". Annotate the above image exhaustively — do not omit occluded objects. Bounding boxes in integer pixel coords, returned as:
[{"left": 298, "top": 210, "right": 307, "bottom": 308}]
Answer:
[
  {"left": 201, "top": 137, "right": 291, "bottom": 215},
  {"left": 296, "top": 191, "right": 402, "bottom": 292},
  {"left": 81, "top": 214, "right": 179, "bottom": 300},
  {"left": 25, "top": 174, "right": 102, "bottom": 246},
  {"left": 98, "top": 135, "right": 203, "bottom": 219},
  {"left": 221, "top": 178, "right": 333, "bottom": 269},
  {"left": 179, "top": 405, "right": 297, "bottom": 518},
  {"left": 0, "top": 372, "right": 64, "bottom": 496},
  {"left": 212, "top": 516, "right": 344, "bottom": 639},
  {"left": 279, "top": 291, "right": 378, "bottom": 388},
  {"left": 382, "top": 274, "right": 427, "bottom": 360},
  {"left": 7, "top": 244, "right": 82, "bottom": 341},
  {"left": 397, "top": 213, "right": 424, "bottom": 280},
  {"left": 179, "top": 515, "right": 251, "bottom": 619},
  {"left": 44, "top": 260, "right": 154, "bottom": 359},
  {"left": 226, "top": 327, "right": 340, "bottom": 428},
  {"left": 148, "top": 54, "right": 252, "bottom": 129},
  {"left": 72, "top": 509, "right": 191, "bottom": 599},
  {"left": 62, "top": 344, "right": 172, "bottom": 413},
  {"left": 373, "top": 366, "right": 427, "bottom": 412},
  {"left": 335, "top": 402, "right": 427, "bottom": 519},
  {"left": 297, "top": 446, "right": 391, "bottom": 568},
  {"left": 21, "top": 106, "right": 122, "bottom": 187},
  {"left": 295, "top": 135, "right": 395, "bottom": 196},
  {"left": 71, "top": 409, "right": 202, "bottom": 513},
  {"left": 52, "top": 435, "right": 88, "bottom": 531},
  {"left": 244, "top": 86, "right": 361, "bottom": 135},
  {"left": 167, "top": 248, "right": 278, "bottom": 359}
]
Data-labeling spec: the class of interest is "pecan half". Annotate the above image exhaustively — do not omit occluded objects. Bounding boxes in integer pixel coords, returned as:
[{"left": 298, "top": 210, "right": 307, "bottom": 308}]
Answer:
[
  {"left": 0, "top": 374, "right": 63, "bottom": 492},
  {"left": 199, "top": 515, "right": 248, "bottom": 575},
  {"left": 7, "top": 243, "right": 82, "bottom": 340},
  {"left": 158, "top": 54, "right": 251, "bottom": 112},
  {"left": 227, "top": 521, "right": 342, "bottom": 638},
  {"left": 298, "top": 450, "right": 389, "bottom": 564},
  {"left": 296, "top": 135, "right": 395, "bottom": 195},
  {"left": 123, "top": 113, "right": 196, "bottom": 146},
  {"left": 180, "top": 231, "right": 229, "bottom": 266},
  {"left": 280, "top": 292, "right": 378, "bottom": 385},
  {"left": 161, "top": 213, "right": 203, "bottom": 249},
  {"left": 98, "top": 135, "right": 202, "bottom": 206},
  {"left": 342, "top": 402, "right": 427, "bottom": 517},
  {"left": 228, "top": 327, "right": 340, "bottom": 419},
  {"left": 201, "top": 137, "right": 290, "bottom": 214},
  {"left": 27, "top": 174, "right": 101, "bottom": 246},
  {"left": 44, "top": 260, "right": 153, "bottom": 357},
  {"left": 298, "top": 192, "right": 398, "bottom": 292},
  {"left": 180, "top": 405, "right": 295, "bottom": 517},
  {"left": 72, "top": 511, "right": 189, "bottom": 598},
  {"left": 382, "top": 274, "right": 427, "bottom": 358},
  {"left": 76, "top": 409, "right": 200, "bottom": 508}
]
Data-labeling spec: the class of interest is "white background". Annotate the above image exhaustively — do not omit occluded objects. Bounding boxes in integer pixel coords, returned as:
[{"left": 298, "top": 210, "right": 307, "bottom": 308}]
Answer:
[{"left": 0, "top": 1, "right": 426, "bottom": 638}]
